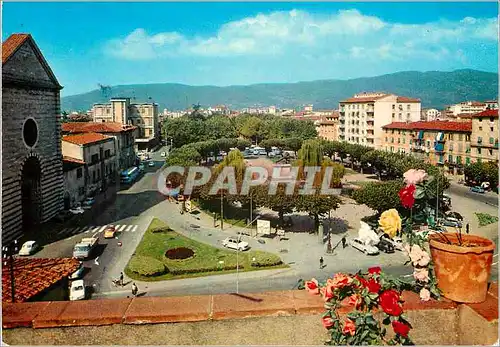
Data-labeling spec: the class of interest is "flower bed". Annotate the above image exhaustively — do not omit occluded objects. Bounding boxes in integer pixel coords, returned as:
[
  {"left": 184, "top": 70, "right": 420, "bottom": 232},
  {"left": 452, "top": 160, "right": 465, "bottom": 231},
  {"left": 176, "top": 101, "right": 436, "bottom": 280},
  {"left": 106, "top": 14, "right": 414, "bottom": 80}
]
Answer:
[{"left": 165, "top": 247, "right": 195, "bottom": 260}]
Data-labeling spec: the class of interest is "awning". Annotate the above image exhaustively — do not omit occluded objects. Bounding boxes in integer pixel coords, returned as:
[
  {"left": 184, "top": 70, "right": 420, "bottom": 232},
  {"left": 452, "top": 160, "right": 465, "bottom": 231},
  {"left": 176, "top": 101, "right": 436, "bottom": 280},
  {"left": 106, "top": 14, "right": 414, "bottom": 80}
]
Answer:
[
  {"left": 418, "top": 130, "right": 424, "bottom": 139},
  {"left": 435, "top": 132, "right": 444, "bottom": 142}
]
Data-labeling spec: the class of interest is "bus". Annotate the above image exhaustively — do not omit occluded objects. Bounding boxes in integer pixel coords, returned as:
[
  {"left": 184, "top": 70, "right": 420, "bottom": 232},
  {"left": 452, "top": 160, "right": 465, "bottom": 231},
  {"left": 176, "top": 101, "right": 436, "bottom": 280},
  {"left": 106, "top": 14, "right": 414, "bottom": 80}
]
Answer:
[{"left": 120, "top": 167, "right": 140, "bottom": 184}]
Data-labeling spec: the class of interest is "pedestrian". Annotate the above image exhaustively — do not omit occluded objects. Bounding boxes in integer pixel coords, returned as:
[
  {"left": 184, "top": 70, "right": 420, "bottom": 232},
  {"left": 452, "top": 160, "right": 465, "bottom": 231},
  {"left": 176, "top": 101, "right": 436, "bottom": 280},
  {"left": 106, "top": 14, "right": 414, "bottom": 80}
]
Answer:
[
  {"left": 466, "top": 223, "right": 470, "bottom": 234},
  {"left": 319, "top": 256, "right": 324, "bottom": 269},
  {"left": 119, "top": 272, "right": 124, "bottom": 287},
  {"left": 132, "top": 283, "right": 138, "bottom": 296},
  {"left": 341, "top": 236, "right": 347, "bottom": 249}
]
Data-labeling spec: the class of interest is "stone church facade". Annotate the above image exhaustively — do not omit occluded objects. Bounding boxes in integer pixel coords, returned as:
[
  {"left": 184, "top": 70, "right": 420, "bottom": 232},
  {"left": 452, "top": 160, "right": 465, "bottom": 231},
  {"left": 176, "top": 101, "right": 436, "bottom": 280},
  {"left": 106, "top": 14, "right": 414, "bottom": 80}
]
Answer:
[{"left": 2, "top": 34, "right": 64, "bottom": 243}]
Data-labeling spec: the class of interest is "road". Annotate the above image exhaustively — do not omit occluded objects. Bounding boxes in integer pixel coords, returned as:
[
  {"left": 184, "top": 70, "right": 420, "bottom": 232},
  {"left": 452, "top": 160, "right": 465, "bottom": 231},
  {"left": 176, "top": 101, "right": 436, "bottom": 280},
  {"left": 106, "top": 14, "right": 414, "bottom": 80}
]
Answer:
[{"left": 447, "top": 181, "right": 498, "bottom": 207}]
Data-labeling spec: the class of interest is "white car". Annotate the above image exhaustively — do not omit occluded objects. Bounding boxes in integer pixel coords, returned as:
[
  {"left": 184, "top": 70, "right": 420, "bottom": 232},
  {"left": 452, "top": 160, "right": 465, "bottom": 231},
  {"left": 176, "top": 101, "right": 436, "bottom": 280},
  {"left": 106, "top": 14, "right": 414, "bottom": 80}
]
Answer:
[
  {"left": 222, "top": 237, "right": 250, "bottom": 251},
  {"left": 350, "top": 238, "right": 379, "bottom": 255},
  {"left": 69, "top": 279, "right": 86, "bottom": 301},
  {"left": 161, "top": 152, "right": 167, "bottom": 157},
  {"left": 18, "top": 241, "right": 39, "bottom": 256},
  {"left": 69, "top": 262, "right": 85, "bottom": 280},
  {"left": 69, "top": 206, "right": 85, "bottom": 214},
  {"left": 148, "top": 160, "right": 155, "bottom": 167}
]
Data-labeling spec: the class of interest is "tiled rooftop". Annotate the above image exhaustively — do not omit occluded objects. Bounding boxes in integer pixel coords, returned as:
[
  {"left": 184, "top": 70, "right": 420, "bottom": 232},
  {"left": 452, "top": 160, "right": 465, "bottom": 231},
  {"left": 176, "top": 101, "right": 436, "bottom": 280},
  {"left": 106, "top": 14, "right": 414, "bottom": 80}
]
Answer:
[
  {"left": 382, "top": 120, "right": 472, "bottom": 132},
  {"left": 2, "top": 258, "right": 80, "bottom": 303},
  {"left": 62, "top": 132, "right": 112, "bottom": 146},
  {"left": 2, "top": 33, "right": 30, "bottom": 64},
  {"left": 62, "top": 122, "right": 137, "bottom": 134}
]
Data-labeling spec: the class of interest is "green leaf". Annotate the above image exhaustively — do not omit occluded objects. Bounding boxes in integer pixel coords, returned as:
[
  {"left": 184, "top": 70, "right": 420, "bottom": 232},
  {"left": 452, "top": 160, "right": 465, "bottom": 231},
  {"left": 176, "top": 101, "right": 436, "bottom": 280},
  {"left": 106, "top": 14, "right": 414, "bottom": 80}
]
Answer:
[{"left": 382, "top": 316, "right": 391, "bottom": 325}]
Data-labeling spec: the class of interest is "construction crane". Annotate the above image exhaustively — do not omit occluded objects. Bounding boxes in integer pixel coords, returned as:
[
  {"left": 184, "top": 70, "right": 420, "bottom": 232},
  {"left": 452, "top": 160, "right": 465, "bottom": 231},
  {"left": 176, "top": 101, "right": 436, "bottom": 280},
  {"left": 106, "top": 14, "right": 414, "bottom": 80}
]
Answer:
[{"left": 97, "top": 84, "right": 112, "bottom": 98}]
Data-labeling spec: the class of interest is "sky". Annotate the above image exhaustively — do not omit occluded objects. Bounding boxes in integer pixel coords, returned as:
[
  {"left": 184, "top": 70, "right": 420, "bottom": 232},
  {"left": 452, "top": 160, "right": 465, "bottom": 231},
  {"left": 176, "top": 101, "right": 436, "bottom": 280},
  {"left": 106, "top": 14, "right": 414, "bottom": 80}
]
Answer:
[{"left": 3, "top": 2, "right": 499, "bottom": 96}]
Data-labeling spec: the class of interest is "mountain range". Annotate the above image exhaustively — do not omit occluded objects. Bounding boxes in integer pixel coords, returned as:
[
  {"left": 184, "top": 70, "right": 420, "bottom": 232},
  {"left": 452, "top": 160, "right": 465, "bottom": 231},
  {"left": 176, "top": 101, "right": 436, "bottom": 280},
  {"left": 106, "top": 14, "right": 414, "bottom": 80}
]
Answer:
[{"left": 61, "top": 69, "right": 498, "bottom": 112}]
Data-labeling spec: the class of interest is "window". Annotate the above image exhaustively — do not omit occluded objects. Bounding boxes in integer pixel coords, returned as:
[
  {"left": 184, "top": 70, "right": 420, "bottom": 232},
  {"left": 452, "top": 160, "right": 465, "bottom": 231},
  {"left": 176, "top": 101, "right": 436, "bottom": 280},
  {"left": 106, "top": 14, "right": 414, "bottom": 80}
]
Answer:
[
  {"left": 410, "top": 139, "right": 413, "bottom": 145},
  {"left": 478, "top": 118, "right": 482, "bottom": 122},
  {"left": 491, "top": 127, "right": 494, "bottom": 132},
  {"left": 407, "top": 113, "right": 410, "bottom": 118},
  {"left": 478, "top": 136, "right": 483, "bottom": 143},
  {"left": 458, "top": 133, "right": 463, "bottom": 141},
  {"left": 490, "top": 117, "right": 495, "bottom": 122},
  {"left": 385, "top": 137, "right": 388, "bottom": 142},
  {"left": 391, "top": 138, "right": 394, "bottom": 143},
  {"left": 427, "top": 140, "right": 431, "bottom": 147},
  {"left": 392, "top": 105, "right": 395, "bottom": 110},
  {"left": 477, "top": 147, "right": 482, "bottom": 155},
  {"left": 91, "top": 154, "right": 99, "bottom": 163},
  {"left": 390, "top": 146, "right": 394, "bottom": 152},
  {"left": 105, "top": 149, "right": 111, "bottom": 158},
  {"left": 392, "top": 130, "right": 395, "bottom": 134},
  {"left": 466, "top": 157, "right": 471, "bottom": 165},
  {"left": 448, "top": 133, "right": 453, "bottom": 140},
  {"left": 489, "top": 149, "right": 493, "bottom": 156},
  {"left": 392, "top": 113, "right": 395, "bottom": 118},
  {"left": 92, "top": 171, "right": 96, "bottom": 183},
  {"left": 77, "top": 168, "right": 82, "bottom": 178},
  {"left": 456, "top": 156, "right": 462, "bottom": 164},
  {"left": 403, "top": 138, "right": 405, "bottom": 144},
  {"left": 479, "top": 126, "right": 483, "bottom": 131},
  {"left": 407, "top": 105, "right": 411, "bottom": 110},
  {"left": 466, "top": 145, "right": 471, "bottom": 153},
  {"left": 490, "top": 137, "right": 495, "bottom": 144},
  {"left": 448, "top": 154, "right": 453, "bottom": 163},
  {"left": 458, "top": 143, "right": 463, "bottom": 152},
  {"left": 398, "top": 130, "right": 401, "bottom": 135},
  {"left": 79, "top": 187, "right": 85, "bottom": 196},
  {"left": 465, "top": 135, "right": 471, "bottom": 142}
]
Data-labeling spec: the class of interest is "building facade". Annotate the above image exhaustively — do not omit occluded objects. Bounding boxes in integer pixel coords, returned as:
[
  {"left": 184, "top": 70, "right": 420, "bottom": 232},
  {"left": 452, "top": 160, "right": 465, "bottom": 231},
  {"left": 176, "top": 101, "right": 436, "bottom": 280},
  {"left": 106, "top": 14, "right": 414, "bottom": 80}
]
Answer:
[
  {"left": 62, "top": 122, "right": 137, "bottom": 171},
  {"left": 469, "top": 109, "right": 499, "bottom": 164},
  {"left": 421, "top": 108, "right": 442, "bottom": 121},
  {"left": 316, "top": 111, "right": 339, "bottom": 141},
  {"left": 91, "top": 97, "right": 159, "bottom": 151},
  {"left": 339, "top": 92, "right": 421, "bottom": 148},
  {"left": 444, "top": 101, "right": 488, "bottom": 117},
  {"left": 381, "top": 120, "right": 478, "bottom": 174},
  {"left": 62, "top": 133, "right": 118, "bottom": 205},
  {"left": 2, "top": 34, "right": 65, "bottom": 242}
]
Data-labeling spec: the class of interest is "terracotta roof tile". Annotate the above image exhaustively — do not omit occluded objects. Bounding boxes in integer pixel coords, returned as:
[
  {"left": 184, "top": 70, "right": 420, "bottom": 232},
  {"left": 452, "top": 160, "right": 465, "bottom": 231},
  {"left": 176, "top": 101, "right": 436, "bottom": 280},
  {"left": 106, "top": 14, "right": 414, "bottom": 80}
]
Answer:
[
  {"left": 62, "top": 132, "right": 112, "bottom": 145},
  {"left": 340, "top": 95, "right": 388, "bottom": 103},
  {"left": 472, "top": 109, "right": 499, "bottom": 118},
  {"left": 2, "top": 33, "right": 30, "bottom": 64},
  {"left": 62, "top": 122, "right": 137, "bottom": 134},
  {"left": 2, "top": 258, "right": 80, "bottom": 303},
  {"left": 396, "top": 96, "right": 421, "bottom": 103},
  {"left": 382, "top": 120, "right": 472, "bottom": 132},
  {"left": 63, "top": 156, "right": 85, "bottom": 164}
]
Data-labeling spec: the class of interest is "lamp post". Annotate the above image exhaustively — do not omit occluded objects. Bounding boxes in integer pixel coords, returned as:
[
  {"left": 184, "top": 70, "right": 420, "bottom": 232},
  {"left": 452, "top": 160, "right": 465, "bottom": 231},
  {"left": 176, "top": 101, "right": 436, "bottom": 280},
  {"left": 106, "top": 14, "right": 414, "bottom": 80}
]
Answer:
[
  {"left": 3, "top": 239, "right": 19, "bottom": 303},
  {"left": 236, "top": 215, "right": 261, "bottom": 294}
]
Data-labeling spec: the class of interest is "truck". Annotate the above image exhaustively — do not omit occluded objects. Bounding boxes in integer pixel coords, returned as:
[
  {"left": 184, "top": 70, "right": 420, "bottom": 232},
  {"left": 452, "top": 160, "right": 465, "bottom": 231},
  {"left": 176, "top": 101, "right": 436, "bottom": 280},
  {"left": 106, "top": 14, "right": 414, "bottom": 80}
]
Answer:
[{"left": 73, "top": 237, "right": 99, "bottom": 259}]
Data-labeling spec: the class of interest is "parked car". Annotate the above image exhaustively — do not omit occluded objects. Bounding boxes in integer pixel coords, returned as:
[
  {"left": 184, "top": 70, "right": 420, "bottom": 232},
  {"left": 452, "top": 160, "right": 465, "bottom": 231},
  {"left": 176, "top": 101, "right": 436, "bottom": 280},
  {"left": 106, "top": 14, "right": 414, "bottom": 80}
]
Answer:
[
  {"left": 445, "top": 211, "right": 463, "bottom": 221},
  {"left": 350, "top": 238, "right": 379, "bottom": 255},
  {"left": 161, "top": 152, "right": 167, "bottom": 157},
  {"left": 69, "top": 280, "right": 86, "bottom": 301},
  {"left": 139, "top": 164, "right": 145, "bottom": 172},
  {"left": 148, "top": 160, "right": 155, "bottom": 167},
  {"left": 73, "top": 237, "right": 99, "bottom": 259},
  {"left": 222, "top": 237, "right": 250, "bottom": 251},
  {"left": 69, "top": 262, "right": 85, "bottom": 280},
  {"left": 53, "top": 210, "right": 73, "bottom": 222},
  {"left": 18, "top": 241, "right": 40, "bottom": 256},
  {"left": 82, "top": 197, "right": 95, "bottom": 208},
  {"left": 470, "top": 186, "right": 485, "bottom": 193},
  {"left": 439, "top": 217, "right": 462, "bottom": 228},
  {"left": 380, "top": 234, "right": 404, "bottom": 251},
  {"left": 104, "top": 226, "right": 116, "bottom": 239},
  {"left": 69, "top": 206, "right": 85, "bottom": 214},
  {"left": 376, "top": 238, "right": 395, "bottom": 254}
]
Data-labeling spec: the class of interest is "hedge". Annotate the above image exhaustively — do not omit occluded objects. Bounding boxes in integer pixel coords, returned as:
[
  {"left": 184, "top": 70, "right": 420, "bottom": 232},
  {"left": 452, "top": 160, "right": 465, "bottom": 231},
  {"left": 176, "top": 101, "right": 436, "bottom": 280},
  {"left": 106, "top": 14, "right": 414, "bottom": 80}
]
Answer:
[
  {"left": 250, "top": 252, "right": 283, "bottom": 267},
  {"left": 169, "top": 265, "right": 242, "bottom": 275},
  {"left": 128, "top": 255, "right": 167, "bottom": 277}
]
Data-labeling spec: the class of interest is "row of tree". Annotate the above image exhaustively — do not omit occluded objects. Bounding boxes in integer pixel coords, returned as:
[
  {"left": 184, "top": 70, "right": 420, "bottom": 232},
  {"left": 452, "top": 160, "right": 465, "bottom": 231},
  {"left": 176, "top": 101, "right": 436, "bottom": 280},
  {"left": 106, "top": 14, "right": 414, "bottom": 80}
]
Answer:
[
  {"left": 163, "top": 113, "right": 318, "bottom": 148},
  {"left": 464, "top": 161, "right": 499, "bottom": 189}
]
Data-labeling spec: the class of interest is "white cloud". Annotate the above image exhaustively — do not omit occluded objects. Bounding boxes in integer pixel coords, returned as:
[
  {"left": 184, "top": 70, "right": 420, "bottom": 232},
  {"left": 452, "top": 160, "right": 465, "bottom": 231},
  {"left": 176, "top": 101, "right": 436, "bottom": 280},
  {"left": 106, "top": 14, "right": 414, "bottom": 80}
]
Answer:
[{"left": 105, "top": 9, "right": 498, "bottom": 61}]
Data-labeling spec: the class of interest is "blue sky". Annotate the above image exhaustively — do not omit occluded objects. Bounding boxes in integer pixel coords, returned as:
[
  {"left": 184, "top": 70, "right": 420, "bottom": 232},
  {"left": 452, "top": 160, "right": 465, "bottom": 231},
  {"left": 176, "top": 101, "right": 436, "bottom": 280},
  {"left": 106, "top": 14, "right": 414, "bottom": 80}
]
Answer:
[{"left": 3, "top": 2, "right": 498, "bottom": 96}]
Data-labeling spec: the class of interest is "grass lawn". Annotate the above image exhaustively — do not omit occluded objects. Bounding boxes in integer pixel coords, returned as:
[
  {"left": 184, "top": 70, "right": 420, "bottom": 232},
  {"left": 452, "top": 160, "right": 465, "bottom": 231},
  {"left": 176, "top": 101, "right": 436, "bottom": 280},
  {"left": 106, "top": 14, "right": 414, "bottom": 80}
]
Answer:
[
  {"left": 192, "top": 199, "right": 255, "bottom": 229},
  {"left": 125, "top": 218, "right": 287, "bottom": 281},
  {"left": 475, "top": 212, "right": 499, "bottom": 227}
]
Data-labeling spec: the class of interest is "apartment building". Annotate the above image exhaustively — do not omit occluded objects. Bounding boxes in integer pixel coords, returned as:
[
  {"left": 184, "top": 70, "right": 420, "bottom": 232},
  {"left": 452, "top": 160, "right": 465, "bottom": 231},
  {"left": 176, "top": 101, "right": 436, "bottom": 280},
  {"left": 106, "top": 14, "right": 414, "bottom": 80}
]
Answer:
[
  {"left": 91, "top": 97, "right": 159, "bottom": 151},
  {"left": 485, "top": 100, "right": 499, "bottom": 110},
  {"left": 444, "top": 101, "right": 487, "bottom": 117},
  {"left": 469, "top": 109, "right": 499, "bottom": 164},
  {"left": 62, "top": 133, "right": 117, "bottom": 207},
  {"left": 421, "top": 108, "right": 442, "bottom": 121},
  {"left": 339, "top": 92, "right": 421, "bottom": 148},
  {"left": 61, "top": 122, "right": 138, "bottom": 171},
  {"left": 316, "top": 111, "right": 339, "bottom": 141}
]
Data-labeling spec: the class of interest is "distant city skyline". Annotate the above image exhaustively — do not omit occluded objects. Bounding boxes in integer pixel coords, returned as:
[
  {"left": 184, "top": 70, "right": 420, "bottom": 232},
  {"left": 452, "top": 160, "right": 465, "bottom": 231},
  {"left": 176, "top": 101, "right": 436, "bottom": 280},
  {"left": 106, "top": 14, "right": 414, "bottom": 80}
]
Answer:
[{"left": 3, "top": 2, "right": 498, "bottom": 96}]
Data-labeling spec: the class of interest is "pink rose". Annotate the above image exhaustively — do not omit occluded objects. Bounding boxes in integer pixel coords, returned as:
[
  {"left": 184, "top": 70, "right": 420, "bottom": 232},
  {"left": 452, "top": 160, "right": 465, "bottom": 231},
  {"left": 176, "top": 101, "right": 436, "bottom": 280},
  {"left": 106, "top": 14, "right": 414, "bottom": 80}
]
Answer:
[
  {"left": 330, "top": 273, "right": 353, "bottom": 289},
  {"left": 403, "top": 169, "right": 428, "bottom": 186},
  {"left": 419, "top": 288, "right": 431, "bottom": 301},
  {"left": 406, "top": 244, "right": 431, "bottom": 267},
  {"left": 413, "top": 268, "right": 430, "bottom": 283},
  {"left": 305, "top": 278, "right": 320, "bottom": 295}
]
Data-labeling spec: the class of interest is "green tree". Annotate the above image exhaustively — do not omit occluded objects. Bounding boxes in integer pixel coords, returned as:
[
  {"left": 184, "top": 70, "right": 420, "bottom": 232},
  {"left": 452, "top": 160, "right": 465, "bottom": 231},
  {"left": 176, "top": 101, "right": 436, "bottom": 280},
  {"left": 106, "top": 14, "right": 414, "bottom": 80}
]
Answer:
[
  {"left": 351, "top": 180, "right": 405, "bottom": 214},
  {"left": 240, "top": 116, "right": 262, "bottom": 144},
  {"left": 296, "top": 190, "right": 341, "bottom": 232}
]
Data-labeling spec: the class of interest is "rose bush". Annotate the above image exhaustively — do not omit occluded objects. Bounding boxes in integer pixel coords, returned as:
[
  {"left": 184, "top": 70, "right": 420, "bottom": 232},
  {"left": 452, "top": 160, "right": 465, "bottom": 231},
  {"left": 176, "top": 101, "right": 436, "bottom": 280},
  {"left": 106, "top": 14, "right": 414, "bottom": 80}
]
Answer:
[
  {"left": 300, "top": 267, "right": 413, "bottom": 345},
  {"left": 379, "top": 209, "right": 402, "bottom": 238}
]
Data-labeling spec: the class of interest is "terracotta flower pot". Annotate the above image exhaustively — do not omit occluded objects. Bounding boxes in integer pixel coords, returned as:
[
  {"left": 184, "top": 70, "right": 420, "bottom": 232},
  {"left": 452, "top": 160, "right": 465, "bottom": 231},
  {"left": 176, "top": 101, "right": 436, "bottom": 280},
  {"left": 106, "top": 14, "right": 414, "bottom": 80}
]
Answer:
[{"left": 429, "top": 233, "right": 495, "bottom": 303}]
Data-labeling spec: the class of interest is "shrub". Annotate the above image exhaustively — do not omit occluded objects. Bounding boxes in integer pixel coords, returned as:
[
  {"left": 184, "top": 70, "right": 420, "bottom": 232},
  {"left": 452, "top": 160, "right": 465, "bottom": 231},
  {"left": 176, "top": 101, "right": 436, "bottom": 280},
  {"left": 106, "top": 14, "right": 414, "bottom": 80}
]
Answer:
[
  {"left": 351, "top": 180, "right": 404, "bottom": 213},
  {"left": 170, "top": 265, "right": 241, "bottom": 275},
  {"left": 128, "top": 255, "right": 167, "bottom": 277},
  {"left": 250, "top": 252, "right": 283, "bottom": 267},
  {"left": 475, "top": 212, "right": 499, "bottom": 227}
]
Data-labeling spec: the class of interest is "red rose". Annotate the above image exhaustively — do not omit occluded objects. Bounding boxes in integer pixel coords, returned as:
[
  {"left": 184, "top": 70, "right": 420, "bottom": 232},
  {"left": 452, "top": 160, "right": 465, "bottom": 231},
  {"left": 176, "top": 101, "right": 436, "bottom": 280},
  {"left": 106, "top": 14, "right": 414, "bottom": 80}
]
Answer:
[
  {"left": 368, "top": 266, "right": 381, "bottom": 275},
  {"left": 322, "top": 316, "right": 335, "bottom": 329},
  {"left": 305, "top": 279, "right": 320, "bottom": 295},
  {"left": 366, "top": 278, "right": 382, "bottom": 293},
  {"left": 398, "top": 184, "right": 416, "bottom": 209},
  {"left": 392, "top": 320, "right": 411, "bottom": 338},
  {"left": 342, "top": 318, "right": 356, "bottom": 336},
  {"left": 347, "top": 294, "right": 363, "bottom": 309},
  {"left": 355, "top": 274, "right": 368, "bottom": 288},
  {"left": 379, "top": 290, "right": 403, "bottom": 316}
]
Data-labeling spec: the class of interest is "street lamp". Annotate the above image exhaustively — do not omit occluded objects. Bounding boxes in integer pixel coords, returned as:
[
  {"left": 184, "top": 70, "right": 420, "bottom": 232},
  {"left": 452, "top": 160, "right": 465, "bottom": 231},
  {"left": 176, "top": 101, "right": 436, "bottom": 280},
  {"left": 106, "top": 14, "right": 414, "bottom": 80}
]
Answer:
[
  {"left": 236, "top": 215, "right": 261, "bottom": 294},
  {"left": 3, "top": 239, "right": 19, "bottom": 303}
]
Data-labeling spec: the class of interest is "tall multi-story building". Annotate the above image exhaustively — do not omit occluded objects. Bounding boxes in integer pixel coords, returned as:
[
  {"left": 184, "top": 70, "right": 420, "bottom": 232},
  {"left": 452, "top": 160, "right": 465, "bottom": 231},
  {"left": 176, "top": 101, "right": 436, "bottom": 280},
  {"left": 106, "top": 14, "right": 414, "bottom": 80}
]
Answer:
[
  {"left": 339, "top": 92, "right": 421, "bottom": 148},
  {"left": 91, "top": 97, "right": 159, "bottom": 151},
  {"left": 444, "top": 101, "right": 487, "bottom": 117},
  {"left": 2, "top": 34, "right": 64, "bottom": 242},
  {"left": 469, "top": 109, "right": 498, "bottom": 164}
]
